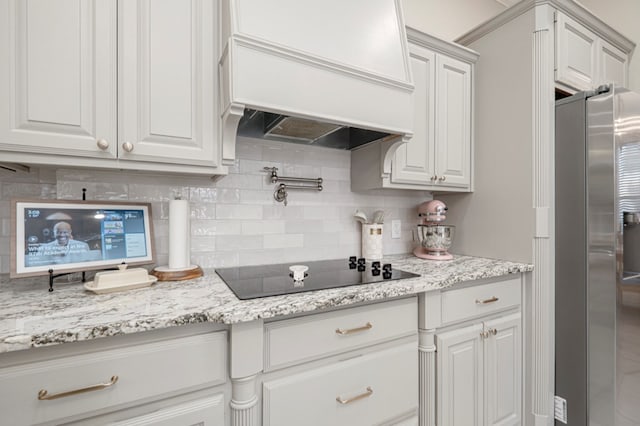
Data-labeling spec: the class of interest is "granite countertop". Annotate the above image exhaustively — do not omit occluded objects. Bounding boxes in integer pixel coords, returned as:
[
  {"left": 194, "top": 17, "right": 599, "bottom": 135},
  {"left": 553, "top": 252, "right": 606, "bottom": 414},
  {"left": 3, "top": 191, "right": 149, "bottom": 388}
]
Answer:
[{"left": 0, "top": 254, "right": 533, "bottom": 353}]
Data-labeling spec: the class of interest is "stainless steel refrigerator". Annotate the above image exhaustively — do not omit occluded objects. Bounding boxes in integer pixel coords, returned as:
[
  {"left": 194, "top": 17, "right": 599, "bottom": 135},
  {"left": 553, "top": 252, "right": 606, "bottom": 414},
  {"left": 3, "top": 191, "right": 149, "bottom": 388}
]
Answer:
[{"left": 556, "top": 85, "right": 640, "bottom": 426}]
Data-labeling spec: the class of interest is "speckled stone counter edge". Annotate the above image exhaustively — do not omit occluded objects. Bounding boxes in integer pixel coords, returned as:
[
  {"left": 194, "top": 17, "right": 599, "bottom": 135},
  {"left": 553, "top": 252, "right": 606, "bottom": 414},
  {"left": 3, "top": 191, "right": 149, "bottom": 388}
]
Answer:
[{"left": 0, "top": 254, "right": 533, "bottom": 353}]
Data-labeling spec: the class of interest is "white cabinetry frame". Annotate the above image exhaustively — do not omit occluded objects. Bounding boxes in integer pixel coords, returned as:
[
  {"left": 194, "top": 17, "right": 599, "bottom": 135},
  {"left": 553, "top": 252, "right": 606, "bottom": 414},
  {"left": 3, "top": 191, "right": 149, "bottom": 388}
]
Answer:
[
  {"left": 555, "top": 10, "right": 630, "bottom": 92},
  {"left": 419, "top": 275, "right": 524, "bottom": 426},
  {"left": 351, "top": 27, "right": 477, "bottom": 192},
  {"left": 0, "top": 0, "right": 117, "bottom": 158},
  {"left": 0, "top": 0, "right": 227, "bottom": 175}
]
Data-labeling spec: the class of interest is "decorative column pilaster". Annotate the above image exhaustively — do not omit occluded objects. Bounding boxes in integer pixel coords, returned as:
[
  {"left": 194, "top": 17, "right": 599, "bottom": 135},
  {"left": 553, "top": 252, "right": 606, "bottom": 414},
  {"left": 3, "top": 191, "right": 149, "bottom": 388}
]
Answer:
[
  {"left": 531, "top": 4, "right": 556, "bottom": 425},
  {"left": 229, "top": 320, "right": 264, "bottom": 426},
  {"left": 418, "top": 328, "right": 437, "bottom": 426},
  {"left": 230, "top": 375, "right": 259, "bottom": 426}
]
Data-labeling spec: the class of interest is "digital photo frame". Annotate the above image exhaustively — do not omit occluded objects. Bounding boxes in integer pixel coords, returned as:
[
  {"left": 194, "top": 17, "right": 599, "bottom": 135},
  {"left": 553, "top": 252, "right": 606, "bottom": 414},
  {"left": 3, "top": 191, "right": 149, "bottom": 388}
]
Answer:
[{"left": 11, "top": 199, "right": 155, "bottom": 278}]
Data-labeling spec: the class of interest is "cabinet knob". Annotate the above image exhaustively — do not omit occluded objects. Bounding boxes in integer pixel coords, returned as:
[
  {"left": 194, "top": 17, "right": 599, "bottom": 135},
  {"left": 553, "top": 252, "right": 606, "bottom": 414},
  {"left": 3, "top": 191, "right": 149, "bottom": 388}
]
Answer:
[
  {"left": 96, "top": 139, "right": 109, "bottom": 151},
  {"left": 122, "top": 142, "right": 134, "bottom": 153},
  {"left": 438, "top": 176, "right": 446, "bottom": 182},
  {"left": 430, "top": 175, "right": 438, "bottom": 182}
]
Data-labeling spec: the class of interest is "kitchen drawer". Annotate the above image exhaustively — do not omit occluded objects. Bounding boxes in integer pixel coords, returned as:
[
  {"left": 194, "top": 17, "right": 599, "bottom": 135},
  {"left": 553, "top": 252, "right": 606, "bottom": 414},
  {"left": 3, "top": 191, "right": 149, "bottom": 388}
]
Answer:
[
  {"left": 107, "top": 394, "right": 225, "bottom": 426},
  {"left": 441, "top": 277, "right": 521, "bottom": 325},
  {"left": 263, "top": 341, "right": 418, "bottom": 426},
  {"left": 264, "top": 297, "right": 417, "bottom": 371},
  {"left": 0, "top": 332, "right": 226, "bottom": 426}
]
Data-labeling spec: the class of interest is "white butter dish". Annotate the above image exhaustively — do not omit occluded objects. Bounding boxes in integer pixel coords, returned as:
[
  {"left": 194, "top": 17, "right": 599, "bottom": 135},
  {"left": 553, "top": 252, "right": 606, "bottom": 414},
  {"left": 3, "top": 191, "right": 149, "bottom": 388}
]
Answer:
[{"left": 84, "top": 265, "right": 158, "bottom": 294}]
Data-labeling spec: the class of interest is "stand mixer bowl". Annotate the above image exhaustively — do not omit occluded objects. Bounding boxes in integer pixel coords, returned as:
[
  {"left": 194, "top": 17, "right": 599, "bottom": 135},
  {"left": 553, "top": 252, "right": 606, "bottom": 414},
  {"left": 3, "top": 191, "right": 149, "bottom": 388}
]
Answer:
[{"left": 415, "top": 224, "right": 455, "bottom": 258}]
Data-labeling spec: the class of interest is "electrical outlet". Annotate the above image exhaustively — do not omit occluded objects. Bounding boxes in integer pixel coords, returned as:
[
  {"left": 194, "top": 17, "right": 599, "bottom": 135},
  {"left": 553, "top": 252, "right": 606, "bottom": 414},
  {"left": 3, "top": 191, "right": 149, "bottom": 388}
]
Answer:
[
  {"left": 554, "top": 395, "right": 567, "bottom": 424},
  {"left": 391, "top": 220, "right": 401, "bottom": 239}
]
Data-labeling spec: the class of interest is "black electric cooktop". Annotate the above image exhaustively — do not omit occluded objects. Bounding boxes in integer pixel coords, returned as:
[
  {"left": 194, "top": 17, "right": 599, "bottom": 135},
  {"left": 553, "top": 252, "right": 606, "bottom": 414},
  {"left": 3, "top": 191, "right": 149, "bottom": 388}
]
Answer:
[{"left": 215, "top": 258, "right": 421, "bottom": 300}]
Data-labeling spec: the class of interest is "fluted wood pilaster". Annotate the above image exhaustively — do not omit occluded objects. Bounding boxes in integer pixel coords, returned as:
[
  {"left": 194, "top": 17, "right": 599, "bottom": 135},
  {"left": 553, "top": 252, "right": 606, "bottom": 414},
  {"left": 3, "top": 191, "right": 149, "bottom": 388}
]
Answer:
[{"left": 419, "top": 329, "right": 437, "bottom": 426}]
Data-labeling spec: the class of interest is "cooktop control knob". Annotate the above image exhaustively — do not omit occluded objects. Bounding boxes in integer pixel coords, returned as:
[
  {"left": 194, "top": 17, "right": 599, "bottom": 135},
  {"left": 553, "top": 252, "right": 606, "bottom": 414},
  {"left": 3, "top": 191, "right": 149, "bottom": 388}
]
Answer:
[
  {"left": 382, "top": 263, "right": 392, "bottom": 279},
  {"left": 348, "top": 256, "right": 357, "bottom": 269}
]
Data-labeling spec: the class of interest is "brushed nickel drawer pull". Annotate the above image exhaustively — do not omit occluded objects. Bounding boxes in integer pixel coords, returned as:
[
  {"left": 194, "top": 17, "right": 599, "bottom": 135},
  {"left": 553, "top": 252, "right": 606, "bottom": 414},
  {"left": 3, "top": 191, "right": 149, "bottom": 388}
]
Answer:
[
  {"left": 335, "top": 322, "right": 373, "bottom": 335},
  {"left": 475, "top": 296, "right": 499, "bottom": 305},
  {"left": 38, "top": 375, "right": 119, "bottom": 401},
  {"left": 336, "top": 386, "right": 374, "bottom": 404}
]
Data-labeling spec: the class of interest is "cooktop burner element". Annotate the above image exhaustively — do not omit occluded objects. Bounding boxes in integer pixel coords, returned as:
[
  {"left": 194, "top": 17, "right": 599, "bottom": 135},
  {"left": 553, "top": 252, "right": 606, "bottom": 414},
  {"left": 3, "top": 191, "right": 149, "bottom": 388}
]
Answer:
[{"left": 215, "top": 258, "right": 420, "bottom": 300}]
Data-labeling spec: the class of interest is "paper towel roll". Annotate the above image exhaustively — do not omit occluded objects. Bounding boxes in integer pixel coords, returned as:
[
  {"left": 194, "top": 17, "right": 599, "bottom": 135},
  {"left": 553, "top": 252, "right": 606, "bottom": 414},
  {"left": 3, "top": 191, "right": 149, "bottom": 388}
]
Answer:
[{"left": 169, "top": 199, "right": 190, "bottom": 269}]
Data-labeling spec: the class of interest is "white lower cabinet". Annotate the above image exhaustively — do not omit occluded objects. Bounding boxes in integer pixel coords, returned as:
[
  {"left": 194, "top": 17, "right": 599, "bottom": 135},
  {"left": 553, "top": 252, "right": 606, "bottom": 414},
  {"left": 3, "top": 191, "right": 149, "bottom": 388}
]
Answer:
[
  {"left": 259, "top": 297, "right": 419, "bottom": 426},
  {"left": 437, "top": 313, "right": 521, "bottom": 426},
  {"left": 419, "top": 275, "right": 524, "bottom": 426},
  {"left": 263, "top": 342, "right": 418, "bottom": 426},
  {"left": 0, "top": 330, "right": 227, "bottom": 426}
]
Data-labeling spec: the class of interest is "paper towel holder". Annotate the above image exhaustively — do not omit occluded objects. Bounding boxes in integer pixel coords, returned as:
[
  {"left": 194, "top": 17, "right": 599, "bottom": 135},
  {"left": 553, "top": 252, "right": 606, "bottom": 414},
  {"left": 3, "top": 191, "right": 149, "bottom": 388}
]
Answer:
[{"left": 150, "top": 198, "right": 203, "bottom": 281}]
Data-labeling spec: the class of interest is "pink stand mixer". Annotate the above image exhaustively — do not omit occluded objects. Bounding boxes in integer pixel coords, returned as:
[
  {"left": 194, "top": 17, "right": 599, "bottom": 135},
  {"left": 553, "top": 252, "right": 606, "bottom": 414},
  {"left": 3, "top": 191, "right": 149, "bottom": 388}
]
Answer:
[{"left": 413, "top": 200, "right": 455, "bottom": 260}]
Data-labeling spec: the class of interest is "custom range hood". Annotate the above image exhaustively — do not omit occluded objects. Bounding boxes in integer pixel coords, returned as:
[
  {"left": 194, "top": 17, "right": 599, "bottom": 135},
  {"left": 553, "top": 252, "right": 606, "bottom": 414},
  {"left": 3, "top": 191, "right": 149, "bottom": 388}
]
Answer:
[{"left": 218, "top": 0, "right": 414, "bottom": 162}]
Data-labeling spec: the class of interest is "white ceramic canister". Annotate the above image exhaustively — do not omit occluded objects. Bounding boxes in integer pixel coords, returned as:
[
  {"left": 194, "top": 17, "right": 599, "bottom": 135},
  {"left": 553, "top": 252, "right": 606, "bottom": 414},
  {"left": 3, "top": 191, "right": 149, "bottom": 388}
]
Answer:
[{"left": 362, "top": 223, "right": 383, "bottom": 260}]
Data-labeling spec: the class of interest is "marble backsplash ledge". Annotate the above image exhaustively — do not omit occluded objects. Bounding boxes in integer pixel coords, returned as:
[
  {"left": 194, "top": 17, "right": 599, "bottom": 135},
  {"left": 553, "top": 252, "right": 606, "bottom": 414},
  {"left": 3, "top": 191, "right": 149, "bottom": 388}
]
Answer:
[{"left": 0, "top": 137, "right": 431, "bottom": 272}]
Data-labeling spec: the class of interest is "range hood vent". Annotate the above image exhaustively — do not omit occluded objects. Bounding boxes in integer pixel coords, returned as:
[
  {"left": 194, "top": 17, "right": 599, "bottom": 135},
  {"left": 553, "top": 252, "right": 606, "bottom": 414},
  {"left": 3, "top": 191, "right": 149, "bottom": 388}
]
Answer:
[
  {"left": 219, "top": 0, "right": 414, "bottom": 161},
  {"left": 237, "top": 109, "right": 393, "bottom": 150}
]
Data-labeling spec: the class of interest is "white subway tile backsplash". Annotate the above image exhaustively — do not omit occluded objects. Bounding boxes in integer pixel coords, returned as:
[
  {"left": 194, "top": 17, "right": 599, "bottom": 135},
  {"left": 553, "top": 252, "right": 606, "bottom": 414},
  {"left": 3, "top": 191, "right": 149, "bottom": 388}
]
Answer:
[
  {"left": 239, "top": 248, "right": 288, "bottom": 266},
  {"left": 320, "top": 166, "right": 350, "bottom": 181},
  {"left": 191, "top": 220, "right": 221, "bottom": 236},
  {"left": 239, "top": 159, "right": 281, "bottom": 175},
  {"left": 0, "top": 137, "right": 430, "bottom": 273},
  {"left": 189, "top": 187, "right": 218, "bottom": 203},
  {"left": 264, "top": 233, "right": 303, "bottom": 249},
  {"left": 235, "top": 137, "right": 264, "bottom": 161},
  {"left": 239, "top": 189, "right": 278, "bottom": 205},
  {"left": 242, "top": 220, "right": 286, "bottom": 235},
  {"left": 190, "top": 203, "right": 216, "bottom": 220},
  {"left": 285, "top": 220, "right": 324, "bottom": 234},
  {"left": 213, "top": 188, "right": 239, "bottom": 204},
  {"left": 215, "top": 173, "right": 264, "bottom": 189},
  {"left": 217, "top": 234, "right": 263, "bottom": 251},
  {"left": 0, "top": 237, "right": 8, "bottom": 256},
  {"left": 191, "top": 236, "right": 216, "bottom": 253},
  {"left": 262, "top": 205, "right": 304, "bottom": 220},
  {"left": 1, "top": 218, "right": 10, "bottom": 237},
  {"left": 304, "top": 232, "right": 340, "bottom": 248},
  {"left": 216, "top": 204, "right": 263, "bottom": 220}
]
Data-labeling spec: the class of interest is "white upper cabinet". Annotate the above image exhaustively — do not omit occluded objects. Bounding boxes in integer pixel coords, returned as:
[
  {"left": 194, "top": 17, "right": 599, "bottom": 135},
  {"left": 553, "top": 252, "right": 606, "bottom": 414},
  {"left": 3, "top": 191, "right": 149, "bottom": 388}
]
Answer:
[
  {"left": 555, "top": 12, "right": 598, "bottom": 91},
  {"left": 0, "top": 0, "right": 226, "bottom": 175},
  {"left": 391, "top": 44, "right": 436, "bottom": 185},
  {"left": 351, "top": 28, "right": 478, "bottom": 192},
  {"left": 118, "top": 0, "right": 219, "bottom": 167},
  {"left": 0, "top": 0, "right": 117, "bottom": 158},
  {"left": 434, "top": 55, "right": 472, "bottom": 187},
  {"left": 598, "top": 38, "right": 627, "bottom": 88},
  {"left": 555, "top": 10, "right": 630, "bottom": 92}
]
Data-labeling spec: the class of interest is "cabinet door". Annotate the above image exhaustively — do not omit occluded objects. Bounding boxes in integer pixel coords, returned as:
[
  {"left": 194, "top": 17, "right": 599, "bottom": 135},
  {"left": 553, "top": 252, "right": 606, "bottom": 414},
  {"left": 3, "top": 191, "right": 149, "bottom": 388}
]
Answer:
[
  {"left": 598, "top": 39, "right": 628, "bottom": 88},
  {"left": 391, "top": 43, "right": 436, "bottom": 185},
  {"left": 0, "top": 0, "right": 117, "bottom": 158},
  {"left": 435, "top": 55, "right": 471, "bottom": 187},
  {"left": 555, "top": 12, "right": 598, "bottom": 91},
  {"left": 119, "top": 0, "right": 219, "bottom": 167},
  {"left": 484, "top": 313, "right": 522, "bottom": 426},
  {"left": 436, "top": 323, "right": 483, "bottom": 426}
]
